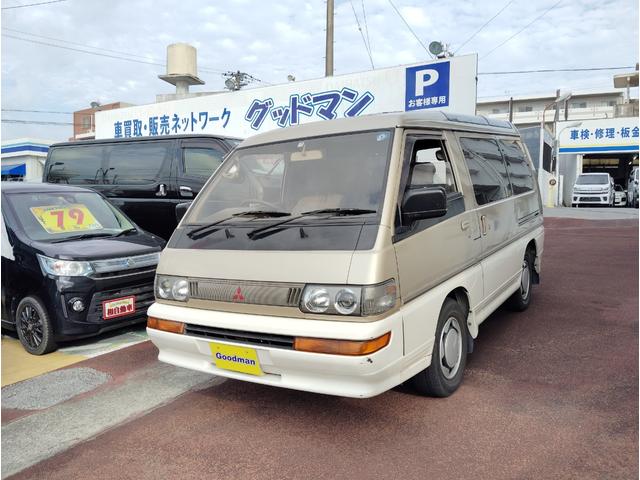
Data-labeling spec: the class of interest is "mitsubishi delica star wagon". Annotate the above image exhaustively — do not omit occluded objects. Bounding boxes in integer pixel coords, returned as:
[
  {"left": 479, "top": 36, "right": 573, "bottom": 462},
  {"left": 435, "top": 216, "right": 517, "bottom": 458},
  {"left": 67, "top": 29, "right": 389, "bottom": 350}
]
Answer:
[{"left": 147, "top": 111, "right": 544, "bottom": 398}]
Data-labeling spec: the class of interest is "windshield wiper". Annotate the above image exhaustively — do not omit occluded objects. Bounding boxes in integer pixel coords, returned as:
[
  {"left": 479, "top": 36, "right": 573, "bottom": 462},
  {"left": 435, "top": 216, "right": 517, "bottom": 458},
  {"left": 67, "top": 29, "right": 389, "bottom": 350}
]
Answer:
[
  {"left": 112, "top": 228, "right": 137, "bottom": 237},
  {"left": 50, "top": 233, "right": 114, "bottom": 243},
  {"left": 187, "top": 210, "right": 290, "bottom": 240},
  {"left": 246, "top": 209, "right": 377, "bottom": 241},
  {"left": 301, "top": 208, "right": 377, "bottom": 216}
]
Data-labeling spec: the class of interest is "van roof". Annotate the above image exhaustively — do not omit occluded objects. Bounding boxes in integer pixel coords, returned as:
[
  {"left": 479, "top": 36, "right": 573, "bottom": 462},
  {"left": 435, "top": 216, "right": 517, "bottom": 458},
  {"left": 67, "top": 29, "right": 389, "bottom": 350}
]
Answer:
[
  {"left": 49, "top": 134, "right": 242, "bottom": 149},
  {"left": 240, "top": 110, "right": 519, "bottom": 148}
]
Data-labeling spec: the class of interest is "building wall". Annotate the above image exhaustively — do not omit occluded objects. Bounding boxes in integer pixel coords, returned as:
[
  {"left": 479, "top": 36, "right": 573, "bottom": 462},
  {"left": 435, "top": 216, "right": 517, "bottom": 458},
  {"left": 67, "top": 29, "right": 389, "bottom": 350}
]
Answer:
[
  {"left": 72, "top": 102, "right": 133, "bottom": 140},
  {"left": 477, "top": 91, "right": 625, "bottom": 128},
  {"left": 1, "top": 138, "right": 52, "bottom": 182}
]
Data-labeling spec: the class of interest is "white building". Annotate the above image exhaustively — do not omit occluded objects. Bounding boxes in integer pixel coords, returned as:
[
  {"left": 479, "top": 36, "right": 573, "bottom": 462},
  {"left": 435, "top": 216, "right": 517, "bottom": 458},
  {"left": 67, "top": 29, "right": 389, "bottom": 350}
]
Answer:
[
  {"left": 477, "top": 88, "right": 631, "bottom": 129},
  {"left": 1, "top": 138, "right": 53, "bottom": 182}
]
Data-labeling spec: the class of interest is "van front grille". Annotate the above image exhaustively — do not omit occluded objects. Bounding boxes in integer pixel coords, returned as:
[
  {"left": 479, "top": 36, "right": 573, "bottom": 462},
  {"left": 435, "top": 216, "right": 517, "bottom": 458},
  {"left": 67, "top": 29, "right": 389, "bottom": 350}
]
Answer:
[
  {"left": 188, "top": 278, "right": 303, "bottom": 307},
  {"left": 184, "top": 324, "right": 294, "bottom": 350}
]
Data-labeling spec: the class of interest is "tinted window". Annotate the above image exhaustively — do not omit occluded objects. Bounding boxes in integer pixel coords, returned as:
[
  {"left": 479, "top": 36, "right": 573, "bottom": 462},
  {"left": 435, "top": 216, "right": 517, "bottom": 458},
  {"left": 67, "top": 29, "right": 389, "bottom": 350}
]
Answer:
[
  {"left": 47, "top": 146, "right": 106, "bottom": 184},
  {"left": 46, "top": 142, "right": 170, "bottom": 185},
  {"left": 183, "top": 147, "right": 225, "bottom": 177},
  {"left": 460, "top": 137, "right": 511, "bottom": 206},
  {"left": 104, "top": 143, "right": 170, "bottom": 184},
  {"left": 499, "top": 140, "right": 535, "bottom": 194}
]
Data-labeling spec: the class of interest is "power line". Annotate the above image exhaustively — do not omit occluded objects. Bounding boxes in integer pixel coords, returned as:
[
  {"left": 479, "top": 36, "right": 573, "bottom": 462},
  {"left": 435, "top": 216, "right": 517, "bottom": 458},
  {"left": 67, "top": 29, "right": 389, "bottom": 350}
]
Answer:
[
  {"left": 2, "top": 119, "right": 74, "bottom": 126},
  {"left": 454, "top": 0, "right": 515, "bottom": 54},
  {"left": 479, "top": 66, "right": 635, "bottom": 75},
  {"left": 386, "top": 0, "right": 433, "bottom": 59},
  {"left": 361, "top": 0, "right": 372, "bottom": 62},
  {"left": 2, "top": 0, "right": 66, "bottom": 10},
  {"left": 481, "top": 0, "right": 563, "bottom": 59},
  {"left": 2, "top": 108, "right": 72, "bottom": 114},
  {"left": 2, "top": 33, "right": 226, "bottom": 74},
  {"left": 2, "top": 27, "right": 160, "bottom": 61},
  {"left": 2, "top": 33, "right": 166, "bottom": 67},
  {"left": 349, "top": 0, "right": 375, "bottom": 69}
]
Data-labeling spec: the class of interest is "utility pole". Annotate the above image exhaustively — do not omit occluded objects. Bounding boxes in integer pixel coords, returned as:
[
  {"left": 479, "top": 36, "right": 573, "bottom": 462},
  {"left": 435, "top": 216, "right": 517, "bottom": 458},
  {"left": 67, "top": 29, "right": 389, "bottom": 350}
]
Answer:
[{"left": 325, "top": 0, "right": 334, "bottom": 76}]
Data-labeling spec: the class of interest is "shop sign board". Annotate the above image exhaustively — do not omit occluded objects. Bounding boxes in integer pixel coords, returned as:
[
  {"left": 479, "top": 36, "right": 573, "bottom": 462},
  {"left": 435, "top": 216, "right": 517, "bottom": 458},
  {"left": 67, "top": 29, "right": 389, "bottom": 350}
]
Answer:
[{"left": 95, "top": 54, "right": 477, "bottom": 140}]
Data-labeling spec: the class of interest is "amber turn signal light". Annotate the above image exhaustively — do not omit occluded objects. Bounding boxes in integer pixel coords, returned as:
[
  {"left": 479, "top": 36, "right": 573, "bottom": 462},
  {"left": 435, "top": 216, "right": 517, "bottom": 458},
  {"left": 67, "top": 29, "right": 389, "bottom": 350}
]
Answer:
[
  {"left": 147, "top": 317, "right": 185, "bottom": 334},
  {"left": 293, "top": 332, "right": 390, "bottom": 356}
]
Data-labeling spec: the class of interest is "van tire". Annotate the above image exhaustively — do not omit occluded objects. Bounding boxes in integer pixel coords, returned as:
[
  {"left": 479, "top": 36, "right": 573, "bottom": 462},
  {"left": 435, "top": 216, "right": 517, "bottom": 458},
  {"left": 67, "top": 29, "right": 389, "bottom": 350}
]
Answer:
[
  {"left": 507, "top": 249, "right": 535, "bottom": 312},
  {"left": 16, "top": 296, "right": 57, "bottom": 355},
  {"left": 410, "top": 298, "right": 468, "bottom": 397}
]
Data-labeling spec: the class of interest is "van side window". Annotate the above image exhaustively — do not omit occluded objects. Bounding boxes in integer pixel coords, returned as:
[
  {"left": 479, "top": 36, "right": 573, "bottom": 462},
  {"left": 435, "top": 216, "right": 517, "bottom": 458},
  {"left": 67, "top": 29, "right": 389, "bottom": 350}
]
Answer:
[
  {"left": 105, "top": 143, "right": 170, "bottom": 185},
  {"left": 183, "top": 148, "right": 225, "bottom": 178},
  {"left": 47, "top": 147, "right": 105, "bottom": 184},
  {"left": 499, "top": 140, "right": 535, "bottom": 194},
  {"left": 409, "top": 140, "right": 457, "bottom": 194},
  {"left": 460, "top": 137, "right": 511, "bottom": 205}
]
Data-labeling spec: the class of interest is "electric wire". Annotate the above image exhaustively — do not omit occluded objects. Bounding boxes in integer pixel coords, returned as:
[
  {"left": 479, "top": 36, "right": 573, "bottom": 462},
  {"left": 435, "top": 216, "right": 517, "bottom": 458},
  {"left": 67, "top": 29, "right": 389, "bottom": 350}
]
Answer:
[
  {"left": 2, "top": 33, "right": 227, "bottom": 74},
  {"left": 479, "top": 66, "right": 635, "bottom": 75},
  {"left": 481, "top": 0, "right": 563, "bottom": 59},
  {"left": 2, "top": 0, "right": 66, "bottom": 10},
  {"left": 386, "top": 0, "right": 434, "bottom": 59},
  {"left": 361, "top": 0, "right": 373, "bottom": 63},
  {"left": 349, "top": 0, "right": 375, "bottom": 69},
  {"left": 2, "top": 27, "right": 161, "bottom": 61},
  {"left": 2, "top": 108, "right": 72, "bottom": 114},
  {"left": 454, "top": 0, "right": 515, "bottom": 54}
]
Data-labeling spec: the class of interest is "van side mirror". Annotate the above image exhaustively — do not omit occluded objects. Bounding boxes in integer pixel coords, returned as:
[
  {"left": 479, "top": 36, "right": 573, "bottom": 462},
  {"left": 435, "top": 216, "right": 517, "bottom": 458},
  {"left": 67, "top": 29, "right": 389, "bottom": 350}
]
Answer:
[
  {"left": 401, "top": 187, "right": 447, "bottom": 223},
  {"left": 175, "top": 202, "right": 192, "bottom": 223}
]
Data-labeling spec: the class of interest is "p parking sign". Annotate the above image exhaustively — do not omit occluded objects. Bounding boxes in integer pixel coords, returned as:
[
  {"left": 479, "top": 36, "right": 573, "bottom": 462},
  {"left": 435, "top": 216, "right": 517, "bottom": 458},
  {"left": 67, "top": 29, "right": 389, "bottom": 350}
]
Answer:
[{"left": 405, "top": 61, "right": 450, "bottom": 111}]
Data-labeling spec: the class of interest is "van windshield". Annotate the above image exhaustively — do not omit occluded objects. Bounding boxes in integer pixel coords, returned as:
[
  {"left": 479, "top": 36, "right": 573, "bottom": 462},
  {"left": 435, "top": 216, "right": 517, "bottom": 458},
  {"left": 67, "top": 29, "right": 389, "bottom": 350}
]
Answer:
[
  {"left": 4, "top": 191, "right": 134, "bottom": 242},
  {"left": 576, "top": 174, "right": 609, "bottom": 185},
  {"left": 184, "top": 130, "right": 393, "bottom": 225}
]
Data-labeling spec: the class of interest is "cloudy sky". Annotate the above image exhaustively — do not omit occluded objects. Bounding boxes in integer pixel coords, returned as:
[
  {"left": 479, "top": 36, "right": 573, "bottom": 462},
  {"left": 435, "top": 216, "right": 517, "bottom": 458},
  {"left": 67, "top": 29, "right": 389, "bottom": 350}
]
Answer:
[{"left": 1, "top": 0, "right": 638, "bottom": 141}]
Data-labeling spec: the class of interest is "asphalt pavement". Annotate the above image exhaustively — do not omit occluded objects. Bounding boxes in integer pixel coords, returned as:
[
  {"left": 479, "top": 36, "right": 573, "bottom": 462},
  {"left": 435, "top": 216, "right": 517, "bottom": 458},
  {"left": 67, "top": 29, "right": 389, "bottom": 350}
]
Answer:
[{"left": 2, "top": 216, "right": 638, "bottom": 480}]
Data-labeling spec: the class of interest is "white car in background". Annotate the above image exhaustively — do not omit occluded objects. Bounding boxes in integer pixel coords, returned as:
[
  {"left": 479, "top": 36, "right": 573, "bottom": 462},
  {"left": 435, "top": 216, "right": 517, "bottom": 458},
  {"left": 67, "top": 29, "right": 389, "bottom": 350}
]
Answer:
[
  {"left": 572, "top": 173, "right": 614, "bottom": 208},
  {"left": 614, "top": 184, "right": 627, "bottom": 207}
]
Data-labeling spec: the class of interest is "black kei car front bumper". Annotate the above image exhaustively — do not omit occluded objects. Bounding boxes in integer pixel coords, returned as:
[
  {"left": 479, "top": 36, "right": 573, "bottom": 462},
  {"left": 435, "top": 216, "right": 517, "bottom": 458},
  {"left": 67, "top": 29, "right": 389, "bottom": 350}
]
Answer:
[{"left": 48, "top": 268, "right": 156, "bottom": 341}]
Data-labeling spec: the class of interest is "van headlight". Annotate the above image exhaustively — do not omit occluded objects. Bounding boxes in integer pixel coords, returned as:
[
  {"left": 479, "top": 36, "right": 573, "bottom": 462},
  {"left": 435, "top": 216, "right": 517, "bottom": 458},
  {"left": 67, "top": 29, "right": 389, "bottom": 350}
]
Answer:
[
  {"left": 155, "top": 275, "right": 189, "bottom": 302},
  {"left": 300, "top": 279, "right": 397, "bottom": 316},
  {"left": 37, "top": 254, "right": 93, "bottom": 277}
]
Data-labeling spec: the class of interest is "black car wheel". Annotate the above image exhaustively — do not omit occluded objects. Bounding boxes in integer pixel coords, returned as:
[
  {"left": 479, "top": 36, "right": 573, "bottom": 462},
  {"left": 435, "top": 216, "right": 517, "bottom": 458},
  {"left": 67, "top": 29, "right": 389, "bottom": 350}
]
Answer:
[
  {"left": 16, "top": 296, "right": 57, "bottom": 355},
  {"left": 410, "top": 298, "right": 468, "bottom": 397}
]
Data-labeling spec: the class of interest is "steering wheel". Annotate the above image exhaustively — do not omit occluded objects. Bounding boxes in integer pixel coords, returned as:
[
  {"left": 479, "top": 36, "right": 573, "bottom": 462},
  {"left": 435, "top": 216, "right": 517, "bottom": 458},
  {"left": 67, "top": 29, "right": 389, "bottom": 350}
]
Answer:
[{"left": 240, "top": 199, "right": 282, "bottom": 210}]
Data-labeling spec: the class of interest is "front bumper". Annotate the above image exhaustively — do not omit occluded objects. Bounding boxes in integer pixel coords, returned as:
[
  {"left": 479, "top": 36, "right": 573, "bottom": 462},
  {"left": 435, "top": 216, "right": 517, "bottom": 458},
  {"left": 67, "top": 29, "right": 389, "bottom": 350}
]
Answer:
[
  {"left": 572, "top": 193, "right": 611, "bottom": 205},
  {"left": 146, "top": 302, "right": 430, "bottom": 398},
  {"left": 51, "top": 273, "right": 155, "bottom": 341}
]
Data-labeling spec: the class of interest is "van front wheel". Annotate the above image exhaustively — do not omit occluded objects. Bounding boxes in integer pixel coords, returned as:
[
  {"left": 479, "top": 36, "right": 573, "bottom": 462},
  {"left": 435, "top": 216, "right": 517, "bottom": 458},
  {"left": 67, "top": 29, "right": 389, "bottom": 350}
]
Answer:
[{"left": 410, "top": 298, "right": 468, "bottom": 397}]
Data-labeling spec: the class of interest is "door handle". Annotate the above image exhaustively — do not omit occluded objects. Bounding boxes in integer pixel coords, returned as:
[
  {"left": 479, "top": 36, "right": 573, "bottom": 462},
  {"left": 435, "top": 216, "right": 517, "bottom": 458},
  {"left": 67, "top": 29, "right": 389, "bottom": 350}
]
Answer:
[
  {"left": 179, "top": 186, "right": 194, "bottom": 198},
  {"left": 480, "top": 215, "right": 487, "bottom": 236},
  {"left": 156, "top": 184, "right": 167, "bottom": 197},
  {"left": 460, "top": 220, "right": 470, "bottom": 231}
]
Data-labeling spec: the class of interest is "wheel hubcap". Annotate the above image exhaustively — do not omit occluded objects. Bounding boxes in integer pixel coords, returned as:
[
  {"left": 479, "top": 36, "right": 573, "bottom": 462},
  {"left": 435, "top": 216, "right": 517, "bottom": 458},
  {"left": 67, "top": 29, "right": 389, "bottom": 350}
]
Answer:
[
  {"left": 439, "top": 317, "right": 462, "bottom": 379},
  {"left": 520, "top": 259, "right": 531, "bottom": 300},
  {"left": 19, "top": 304, "right": 43, "bottom": 349}
]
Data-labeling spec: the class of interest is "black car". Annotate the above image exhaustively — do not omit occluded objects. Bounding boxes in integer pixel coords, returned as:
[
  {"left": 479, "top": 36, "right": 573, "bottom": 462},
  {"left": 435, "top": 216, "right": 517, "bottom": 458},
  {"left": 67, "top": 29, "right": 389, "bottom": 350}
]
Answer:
[
  {"left": 1, "top": 182, "right": 165, "bottom": 354},
  {"left": 43, "top": 135, "right": 241, "bottom": 239}
]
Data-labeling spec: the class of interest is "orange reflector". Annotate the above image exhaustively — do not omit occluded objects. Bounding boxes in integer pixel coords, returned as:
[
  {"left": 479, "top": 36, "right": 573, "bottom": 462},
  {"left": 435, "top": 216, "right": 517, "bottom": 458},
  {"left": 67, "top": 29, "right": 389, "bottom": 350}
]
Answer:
[
  {"left": 147, "top": 317, "right": 185, "bottom": 334},
  {"left": 293, "top": 332, "right": 391, "bottom": 356}
]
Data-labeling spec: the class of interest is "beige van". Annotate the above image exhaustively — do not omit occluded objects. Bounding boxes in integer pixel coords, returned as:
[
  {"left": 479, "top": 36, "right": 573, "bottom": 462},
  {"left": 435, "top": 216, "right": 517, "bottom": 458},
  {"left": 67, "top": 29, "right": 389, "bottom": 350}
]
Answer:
[{"left": 147, "top": 111, "right": 544, "bottom": 398}]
